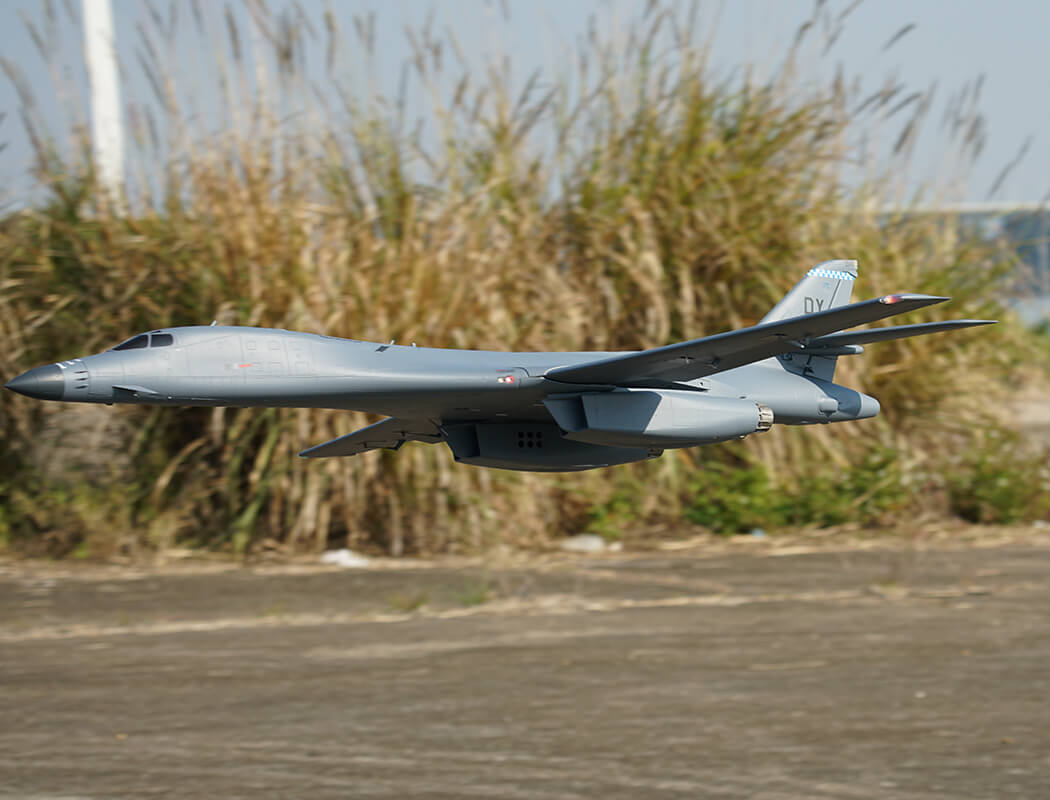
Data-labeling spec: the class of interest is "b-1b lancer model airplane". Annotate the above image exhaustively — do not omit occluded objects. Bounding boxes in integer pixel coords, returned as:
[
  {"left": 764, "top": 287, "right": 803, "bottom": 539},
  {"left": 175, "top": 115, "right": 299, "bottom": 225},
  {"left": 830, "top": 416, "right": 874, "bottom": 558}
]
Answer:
[{"left": 7, "top": 261, "right": 993, "bottom": 472}]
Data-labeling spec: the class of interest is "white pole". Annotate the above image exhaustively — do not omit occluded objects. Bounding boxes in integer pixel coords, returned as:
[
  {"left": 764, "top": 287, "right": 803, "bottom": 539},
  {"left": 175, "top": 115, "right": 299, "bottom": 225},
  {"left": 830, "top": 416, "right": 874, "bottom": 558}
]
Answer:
[{"left": 82, "top": 0, "right": 124, "bottom": 203}]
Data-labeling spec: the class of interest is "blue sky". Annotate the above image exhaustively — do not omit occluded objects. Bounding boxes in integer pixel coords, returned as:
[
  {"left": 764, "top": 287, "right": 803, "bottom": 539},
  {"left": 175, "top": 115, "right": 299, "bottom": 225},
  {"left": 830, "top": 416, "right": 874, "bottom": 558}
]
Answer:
[{"left": 1, "top": 0, "right": 1047, "bottom": 205}]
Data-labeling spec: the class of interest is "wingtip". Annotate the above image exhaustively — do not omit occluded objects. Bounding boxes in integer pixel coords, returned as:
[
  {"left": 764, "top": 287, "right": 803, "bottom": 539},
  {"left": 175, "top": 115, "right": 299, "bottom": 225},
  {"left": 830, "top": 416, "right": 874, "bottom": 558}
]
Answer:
[
  {"left": 878, "top": 293, "right": 951, "bottom": 305},
  {"left": 954, "top": 319, "right": 998, "bottom": 326}
]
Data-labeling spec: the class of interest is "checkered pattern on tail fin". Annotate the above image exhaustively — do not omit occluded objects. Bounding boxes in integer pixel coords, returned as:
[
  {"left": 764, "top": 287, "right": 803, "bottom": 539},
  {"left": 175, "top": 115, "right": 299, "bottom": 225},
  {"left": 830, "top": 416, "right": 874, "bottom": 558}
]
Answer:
[
  {"left": 760, "top": 260, "right": 857, "bottom": 324},
  {"left": 762, "top": 260, "right": 858, "bottom": 381}
]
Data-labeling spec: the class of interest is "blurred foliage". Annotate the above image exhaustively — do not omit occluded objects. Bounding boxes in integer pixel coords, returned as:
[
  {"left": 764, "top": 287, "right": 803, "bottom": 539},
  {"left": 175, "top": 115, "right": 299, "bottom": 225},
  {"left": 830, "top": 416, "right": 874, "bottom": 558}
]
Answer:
[
  {"left": 684, "top": 449, "right": 908, "bottom": 534},
  {"left": 585, "top": 487, "right": 637, "bottom": 543},
  {"left": 0, "top": 2, "right": 1044, "bottom": 558},
  {"left": 946, "top": 431, "right": 1050, "bottom": 524}
]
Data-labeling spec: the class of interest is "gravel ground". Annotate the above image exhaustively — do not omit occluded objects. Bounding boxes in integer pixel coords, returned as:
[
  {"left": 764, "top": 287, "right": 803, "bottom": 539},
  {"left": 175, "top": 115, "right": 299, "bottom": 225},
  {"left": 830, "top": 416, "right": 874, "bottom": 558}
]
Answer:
[{"left": 1, "top": 532, "right": 1048, "bottom": 799}]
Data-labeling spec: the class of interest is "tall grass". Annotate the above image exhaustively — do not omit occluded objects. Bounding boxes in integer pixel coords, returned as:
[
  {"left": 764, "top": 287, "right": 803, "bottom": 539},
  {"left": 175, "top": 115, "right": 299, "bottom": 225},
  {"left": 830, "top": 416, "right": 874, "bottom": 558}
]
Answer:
[{"left": 0, "top": 2, "right": 1039, "bottom": 557}]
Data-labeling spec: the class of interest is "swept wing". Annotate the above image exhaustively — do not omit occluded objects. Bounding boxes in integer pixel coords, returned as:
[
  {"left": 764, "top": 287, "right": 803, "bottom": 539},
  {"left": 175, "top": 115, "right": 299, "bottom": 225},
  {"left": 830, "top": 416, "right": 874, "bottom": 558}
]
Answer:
[
  {"left": 545, "top": 294, "right": 951, "bottom": 385},
  {"left": 300, "top": 418, "right": 441, "bottom": 459}
]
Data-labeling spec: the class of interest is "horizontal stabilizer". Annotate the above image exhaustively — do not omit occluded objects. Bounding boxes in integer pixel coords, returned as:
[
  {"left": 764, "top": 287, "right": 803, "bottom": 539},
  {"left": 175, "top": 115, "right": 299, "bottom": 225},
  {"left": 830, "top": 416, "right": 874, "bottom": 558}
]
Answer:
[
  {"left": 545, "top": 294, "right": 950, "bottom": 385},
  {"left": 299, "top": 418, "right": 441, "bottom": 459},
  {"left": 807, "top": 319, "right": 996, "bottom": 348}
]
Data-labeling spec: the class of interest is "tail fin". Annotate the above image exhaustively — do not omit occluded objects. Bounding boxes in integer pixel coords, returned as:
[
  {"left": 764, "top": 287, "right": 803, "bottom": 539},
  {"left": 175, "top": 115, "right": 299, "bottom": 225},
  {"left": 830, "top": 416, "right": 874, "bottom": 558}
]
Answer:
[
  {"left": 761, "top": 260, "right": 857, "bottom": 324},
  {"left": 764, "top": 260, "right": 857, "bottom": 380}
]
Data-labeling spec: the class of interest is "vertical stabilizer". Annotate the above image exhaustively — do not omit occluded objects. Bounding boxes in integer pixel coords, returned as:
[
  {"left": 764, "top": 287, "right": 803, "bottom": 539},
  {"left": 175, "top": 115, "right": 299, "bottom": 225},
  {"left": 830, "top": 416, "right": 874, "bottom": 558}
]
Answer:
[
  {"left": 763, "top": 260, "right": 858, "bottom": 380},
  {"left": 760, "top": 260, "right": 857, "bottom": 324}
]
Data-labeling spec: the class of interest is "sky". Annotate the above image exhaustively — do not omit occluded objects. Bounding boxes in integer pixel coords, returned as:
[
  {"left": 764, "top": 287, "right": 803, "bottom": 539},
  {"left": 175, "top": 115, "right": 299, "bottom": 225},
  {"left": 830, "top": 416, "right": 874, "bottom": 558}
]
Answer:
[{"left": 1, "top": 0, "right": 1048, "bottom": 207}]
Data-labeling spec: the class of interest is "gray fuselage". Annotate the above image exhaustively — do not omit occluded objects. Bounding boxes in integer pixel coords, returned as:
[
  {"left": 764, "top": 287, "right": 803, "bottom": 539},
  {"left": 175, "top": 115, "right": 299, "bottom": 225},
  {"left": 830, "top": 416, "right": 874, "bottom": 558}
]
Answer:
[
  {"left": 45, "top": 325, "right": 875, "bottom": 427},
  {"left": 8, "top": 258, "right": 990, "bottom": 471}
]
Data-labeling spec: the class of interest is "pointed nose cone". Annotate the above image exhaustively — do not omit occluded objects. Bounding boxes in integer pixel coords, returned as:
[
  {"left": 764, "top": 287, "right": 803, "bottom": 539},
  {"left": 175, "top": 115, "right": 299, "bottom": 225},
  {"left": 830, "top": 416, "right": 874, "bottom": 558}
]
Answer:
[{"left": 5, "top": 364, "right": 65, "bottom": 401}]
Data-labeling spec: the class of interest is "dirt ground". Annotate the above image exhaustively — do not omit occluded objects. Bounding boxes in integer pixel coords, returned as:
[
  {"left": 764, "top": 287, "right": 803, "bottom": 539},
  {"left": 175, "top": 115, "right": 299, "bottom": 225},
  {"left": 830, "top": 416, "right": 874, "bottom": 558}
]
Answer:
[{"left": 2, "top": 529, "right": 1049, "bottom": 799}]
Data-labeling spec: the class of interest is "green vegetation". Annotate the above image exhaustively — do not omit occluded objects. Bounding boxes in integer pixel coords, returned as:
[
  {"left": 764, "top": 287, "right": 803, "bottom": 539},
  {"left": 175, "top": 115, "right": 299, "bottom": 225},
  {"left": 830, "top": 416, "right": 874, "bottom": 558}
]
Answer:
[
  {"left": 456, "top": 578, "right": 492, "bottom": 608},
  {"left": 0, "top": 3, "right": 1045, "bottom": 558},
  {"left": 585, "top": 483, "right": 644, "bottom": 542},
  {"left": 946, "top": 431, "right": 1050, "bottom": 524},
  {"left": 684, "top": 449, "right": 906, "bottom": 534}
]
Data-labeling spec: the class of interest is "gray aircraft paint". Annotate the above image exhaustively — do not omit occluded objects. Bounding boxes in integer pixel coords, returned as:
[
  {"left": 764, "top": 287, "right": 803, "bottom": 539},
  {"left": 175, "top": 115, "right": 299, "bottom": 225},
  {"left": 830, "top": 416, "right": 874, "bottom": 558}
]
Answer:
[{"left": 6, "top": 261, "right": 995, "bottom": 471}]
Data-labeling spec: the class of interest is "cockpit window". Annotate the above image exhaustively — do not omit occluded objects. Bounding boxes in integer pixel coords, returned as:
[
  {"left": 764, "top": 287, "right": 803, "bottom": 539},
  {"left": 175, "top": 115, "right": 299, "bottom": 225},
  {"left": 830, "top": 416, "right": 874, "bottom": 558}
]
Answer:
[
  {"left": 150, "top": 333, "right": 174, "bottom": 348},
  {"left": 112, "top": 335, "right": 149, "bottom": 351}
]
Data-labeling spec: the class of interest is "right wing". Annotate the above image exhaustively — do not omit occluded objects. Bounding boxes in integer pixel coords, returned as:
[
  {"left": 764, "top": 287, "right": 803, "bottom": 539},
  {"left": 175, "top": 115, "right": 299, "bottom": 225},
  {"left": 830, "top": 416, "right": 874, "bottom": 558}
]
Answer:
[
  {"left": 299, "top": 418, "right": 441, "bottom": 459},
  {"left": 545, "top": 294, "right": 950, "bottom": 385}
]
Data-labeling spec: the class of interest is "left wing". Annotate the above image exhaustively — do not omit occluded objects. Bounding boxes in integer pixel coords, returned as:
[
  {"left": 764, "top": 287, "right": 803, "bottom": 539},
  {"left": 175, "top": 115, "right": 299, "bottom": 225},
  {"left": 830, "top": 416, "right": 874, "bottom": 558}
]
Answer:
[
  {"left": 545, "top": 293, "right": 950, "bottom": 385},
  {"left": 299, "top": 418, "right": 441, "bottom": 459}
]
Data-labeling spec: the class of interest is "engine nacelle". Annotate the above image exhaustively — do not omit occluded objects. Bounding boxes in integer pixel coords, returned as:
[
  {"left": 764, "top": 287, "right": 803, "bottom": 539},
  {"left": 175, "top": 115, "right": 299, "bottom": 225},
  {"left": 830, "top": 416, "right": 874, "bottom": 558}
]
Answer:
[
  {"left": 544, "top": 390, "right": 772, "bottom": 449},
  {"left": 443, "top": 422, "right": 658, "bottom": 472}
]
